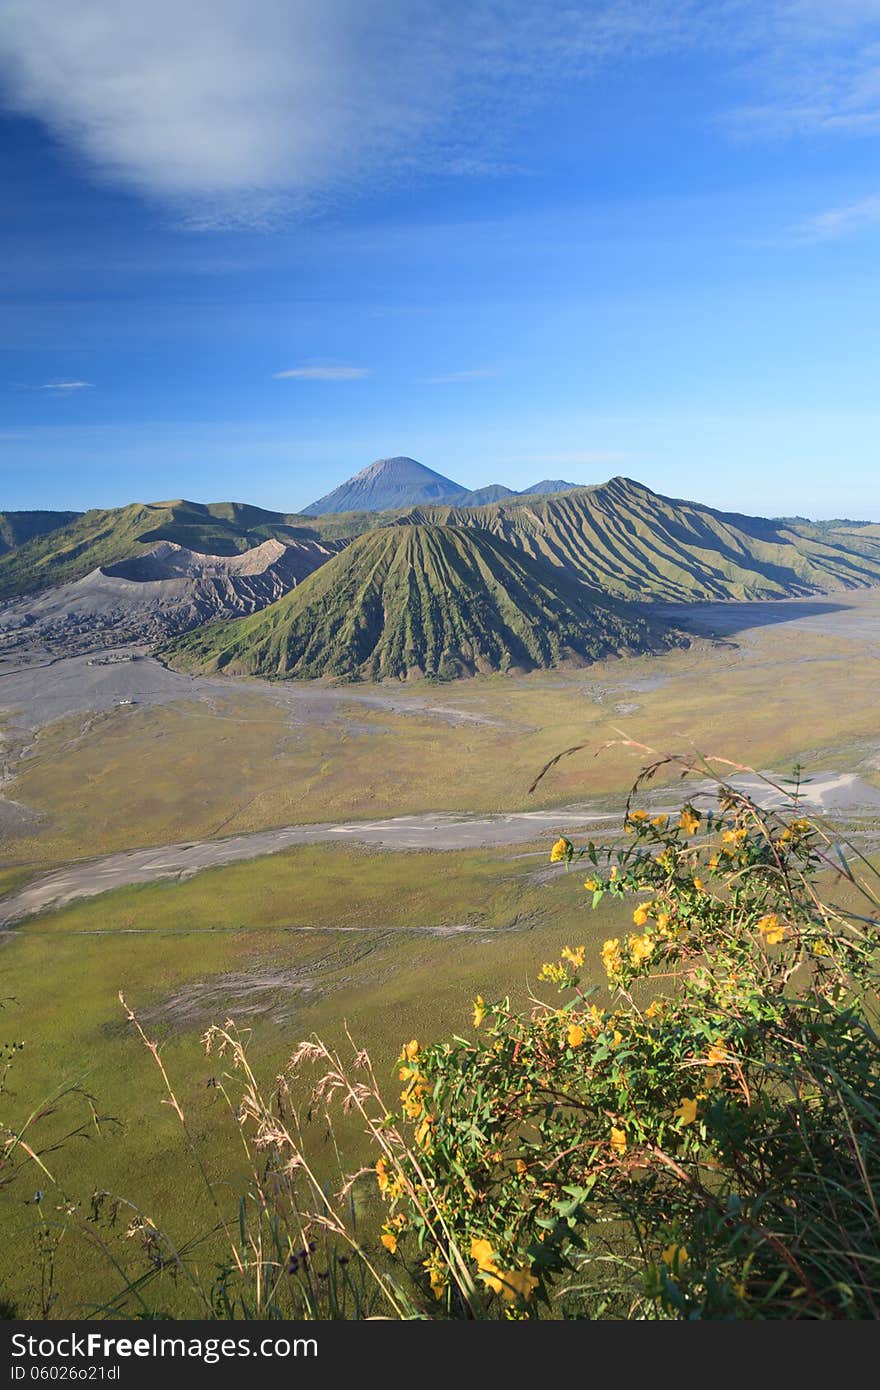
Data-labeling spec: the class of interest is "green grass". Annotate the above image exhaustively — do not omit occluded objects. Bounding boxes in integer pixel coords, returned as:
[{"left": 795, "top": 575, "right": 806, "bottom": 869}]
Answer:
[
  {"left": 0, "top": 842, "right": 631, "bottom": 1317},
  {"left": 0, "top": 510, "right": 80, "bottom": 556},
  {"left": 0, "top": 865, "right": 38, "bottom": 898},
  {"left": 0, "top": 499, "right": 363, "bottom": 600},
  {"left": 402, "top": 476, "right": 880, "bottom": 601},
  {"left": 3, "top": 591, "right": 879, "bottom": 1316},
  {"left": 7, "top": 601, "right": 880, "bottom": 867},
  {"left": 166, "top": 522, "right": 679, "bottom": 680}
]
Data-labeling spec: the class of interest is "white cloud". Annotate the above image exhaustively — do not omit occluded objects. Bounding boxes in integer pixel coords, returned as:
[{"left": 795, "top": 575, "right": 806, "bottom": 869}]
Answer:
[
  {"left": 274, "top": 365, "right": 370, "bottom": 381},
  {"left": 0, "top": 1, "right": 745, "bottom": 224},
  {"left": 1, "top": 3, "right": 880, "bottom": 223},
  {"left": 38, "top": 380, "right": 92, "bottom": 392},
  {"left": 423, "top": 368, "right": 499, "bottom": 384}
]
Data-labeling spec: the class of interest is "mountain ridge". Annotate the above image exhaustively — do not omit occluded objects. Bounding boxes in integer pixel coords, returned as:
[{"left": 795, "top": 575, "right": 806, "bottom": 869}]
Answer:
[
  {"left": 300, "top": 456, "right": 583, "bottom": 515},
  {"left": 396, "top": 476, "right": 880, "bottom": 603},
  {"left": 165, "top": 522, "right": 683, "bottom": 681}
]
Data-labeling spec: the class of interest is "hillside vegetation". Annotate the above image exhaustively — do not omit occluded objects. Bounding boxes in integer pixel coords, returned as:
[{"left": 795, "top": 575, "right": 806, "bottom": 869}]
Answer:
[
  {"left": 165, "top": 523, "right": 683, "bottom": 680},
  {"left": 400, "top": 476, "right": 880, "bottom": 602},
  {"left": 4, "top": 476, "right": 879, "bottom": 609},
  {"left": 0, "top": 509, "right": 80, "bottom": 556},
  {"left": 0, "top": 499, "right": 363, "bottom": 600}
]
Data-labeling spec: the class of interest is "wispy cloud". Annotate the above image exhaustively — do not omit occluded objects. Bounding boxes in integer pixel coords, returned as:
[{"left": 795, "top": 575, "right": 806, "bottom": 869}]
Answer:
[
  {"left": 423, "top": 368, "right": 499, "bottom": 384},
  {"left": 1, "top": 4, "right": 879, "bottom": 224},
  {"left": 273, "top": 365, "right": 370, "bottom": 381},
  {"left": 724, "top": 5, "right": 880, "bottom": 141},
  {"left": 797, "top": 193, "right": 880, "bottom": 242},
  {"left": 38, "top": 380, "right": 92, "bottom": 393}
]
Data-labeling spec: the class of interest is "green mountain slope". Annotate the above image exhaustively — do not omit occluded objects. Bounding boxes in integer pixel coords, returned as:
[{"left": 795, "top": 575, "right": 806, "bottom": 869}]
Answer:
[
  {"left": 166, "top": 523, "right": 683, "bottom": 681},
  {"left": 0, "top": 499, "right": 360, "bottom": 600},
  {"left": 0, "top": 510, "right": 81, "bottom": 557},
  {"left": 398, "top": 477, "right": 880, "bottom": 602}
]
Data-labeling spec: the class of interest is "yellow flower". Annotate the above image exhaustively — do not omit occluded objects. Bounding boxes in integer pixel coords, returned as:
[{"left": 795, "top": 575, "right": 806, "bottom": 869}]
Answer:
[
  {"left": 401, "top": 1089, "right": 425, "bottom": 1120},
  {"left": 415, "top": 1115, "right": 436, "bottom": 1150},
  {"left": 469, "top": 1239, "right": 531, "bottom": 1301},
  {"left": 651, "top": 814, "right": 668, "bottom": 829},
  {"left": 609, "top": 865, "right": 619, "bottom": 880},
  {"left": 473, "top": 995, "right": 486, "bottom": 1028},
  {"left": 780, "top": 817, "right": 811, "bottom": 843},
  {"left": 708, "top": 852, "right": 720, "bottom": 871},
  {"left": 757, "top": 912, "right": 786, "bottom": 945},
  {"left": 423, "top": 1253, "right": 447, "bottom": 1301},
  {"left": 586, "top": 1004, "right": 606, "bottom": 1035},
  {"left": 583, "top": 877, "right": 600, "bottom": 892},
  {"left": 628, "top": 932, "right": 654, "bottom": 965},
  {"left": 497, "top": 1266, "right": 538, "bottom": 1304},
  {"left": 707, "top": 1041, "right": 730, "bottom": 1065},
  {"left": 539, "top": 961, "right": 566, "bottom": 984},
  {"left": 380, "top": 1231, "right": 398, "bottom": 1254},
  {"left": 561, "top": 944, "right": 586, "bottom": 969},
  {"left": 692, "top": 876, "right": 705, "bottom": 892},
  {"left": 812, "top": 939, "right": 831, "bottom": 958},
  {"left": 375, "top": 1157, "right": 390, "bottom": 1194},
  {"left": 645, "top": 999, "right": 664, "bottom": 1019},
  {"left": 601, "top": 938, "right": 622, "bottom": 976},
  {"left": 515, "top": 1158, "right": 528, "bottom": 1176},
  {"left": 610, "top": 1126, "right": 627, "bottom": 1154},
  {"left": 567, "top": 1022, "right": 586, "bottom": 1048},
  {"left": 679, "top": 808, "right": 701, "bottom": 836},
  {"left": 661, "top": 1244, "right": 689, "bottom": 1269},
  {"left": 673, "top": 1096, "right": 698, "bottom": 1126},
  {"left": 656, "top": 911, "right": 672, "bottom": 936},
  {"left": 629, "top": 808, "right": 650, "bottom": 821},
  {"left": 471, "top": 1237, "right": 498, "bottom": 1273},
  {"left": 402, "top": 1039, "right": 420, "bottom": 1061},
  {"left": 632, "top": 904, "right": 650, "bottom": 927},
  {"left": 550, "top": 837, "right": 570, "bottom": 863}
]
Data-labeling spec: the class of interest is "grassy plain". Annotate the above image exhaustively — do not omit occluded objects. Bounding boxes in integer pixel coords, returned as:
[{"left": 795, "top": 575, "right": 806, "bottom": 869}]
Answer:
[
  {"left": 5, "top": 596, "right": 880, "bottom": 869},
  {"left": 1, "top": 592, "right": 879, "bottom": 1315},
  {"left": 0, "top": 843, "right": 632, "bottom": 1316}
]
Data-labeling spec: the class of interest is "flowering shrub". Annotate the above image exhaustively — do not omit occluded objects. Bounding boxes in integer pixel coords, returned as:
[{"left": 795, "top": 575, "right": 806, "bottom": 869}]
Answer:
[
  {"left": 376, "top": 753, "right": 880, "bottom": 1318},
  {"left": 8, "top": 748, "right": 879, "bottom": 1321}
]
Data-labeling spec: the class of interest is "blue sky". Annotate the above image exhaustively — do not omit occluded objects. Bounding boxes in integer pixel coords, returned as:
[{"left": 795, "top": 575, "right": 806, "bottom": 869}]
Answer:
[{"left": 1, "top": 1, "right": 880, "bottom": 519}]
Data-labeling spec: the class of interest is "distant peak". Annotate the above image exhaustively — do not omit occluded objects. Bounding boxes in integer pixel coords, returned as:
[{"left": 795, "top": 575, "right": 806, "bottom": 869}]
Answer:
[{"left": 302, "top": 456, "right": 466, "bottom": 516}]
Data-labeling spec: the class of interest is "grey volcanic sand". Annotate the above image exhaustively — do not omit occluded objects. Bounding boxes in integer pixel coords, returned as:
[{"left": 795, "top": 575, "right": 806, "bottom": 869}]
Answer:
[
  {"left": 2, "top": 771, "right": 879, "bottom": 929},
  {"left": 0, "top": 537, "right": 344, "bottom": 660},
  {"left": 655, "top": 592, "right": 880, "bottom": 646},
  {"left": 0, "top": 649, "right": 503, "bottom": 735},
  {"left": 0, "top": 809, "right": 620, "bottom": 928},
  {"left": 1, "top": 591, "right": 879, "bottom": 928}
]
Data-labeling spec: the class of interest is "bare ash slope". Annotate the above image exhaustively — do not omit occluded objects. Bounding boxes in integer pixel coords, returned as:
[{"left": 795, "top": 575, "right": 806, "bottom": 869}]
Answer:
[
  {"left": 401, "top": 476, "right": 880, "bottom": 602},
  {"left": 0, "top": 498, "right": 359, "bottom": 601},
  {"left": 0, "top": 537, "right": 345, "bottom": 658},
  {"left": 166, "top": 522, "right": 684, "bottom": 680}
]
